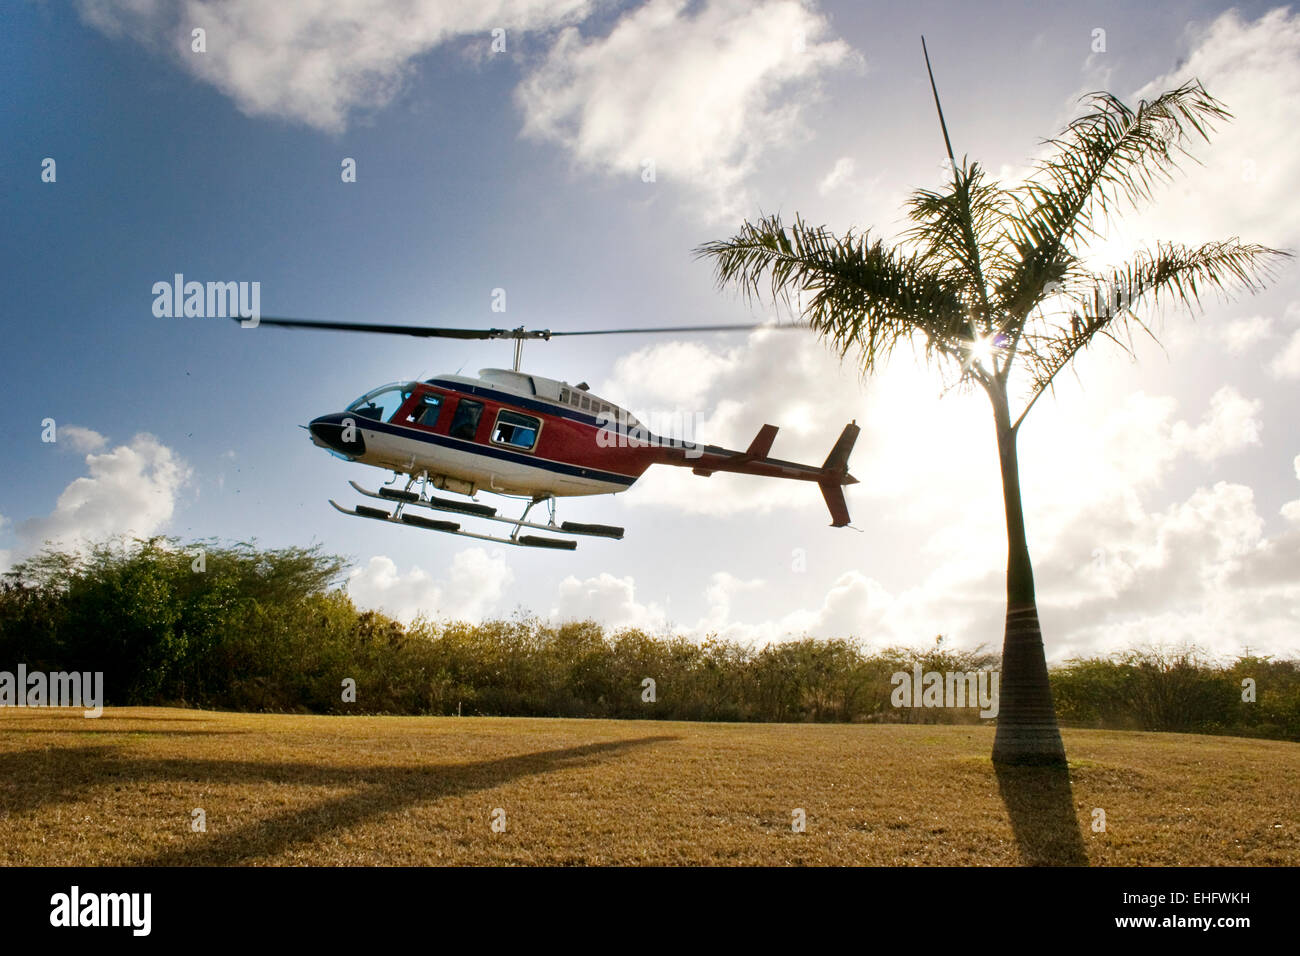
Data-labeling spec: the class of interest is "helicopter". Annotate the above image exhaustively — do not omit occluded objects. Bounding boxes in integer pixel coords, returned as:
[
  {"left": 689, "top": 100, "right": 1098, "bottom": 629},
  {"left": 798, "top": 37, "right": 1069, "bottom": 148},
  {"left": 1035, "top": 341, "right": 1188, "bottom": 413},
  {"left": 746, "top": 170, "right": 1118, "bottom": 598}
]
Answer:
[{"left": 239, "top": 317, "right": 860, "bottom": 550}]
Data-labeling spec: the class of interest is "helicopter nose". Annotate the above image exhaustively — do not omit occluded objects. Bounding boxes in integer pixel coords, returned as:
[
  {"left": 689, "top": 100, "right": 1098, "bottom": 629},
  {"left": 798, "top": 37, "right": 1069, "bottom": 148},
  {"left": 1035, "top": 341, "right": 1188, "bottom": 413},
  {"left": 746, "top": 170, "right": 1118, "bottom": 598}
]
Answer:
[{"left": 308, "top": 413, "right": 366, "bottom": 457}]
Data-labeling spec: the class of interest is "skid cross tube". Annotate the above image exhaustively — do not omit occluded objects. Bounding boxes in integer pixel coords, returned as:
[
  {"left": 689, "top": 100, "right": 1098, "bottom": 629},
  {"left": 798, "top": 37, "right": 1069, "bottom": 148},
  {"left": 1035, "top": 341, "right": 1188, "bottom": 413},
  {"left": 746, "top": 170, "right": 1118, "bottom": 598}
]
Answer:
[{"left": 347, "top": 481, "right": 623, "bottom": 539}]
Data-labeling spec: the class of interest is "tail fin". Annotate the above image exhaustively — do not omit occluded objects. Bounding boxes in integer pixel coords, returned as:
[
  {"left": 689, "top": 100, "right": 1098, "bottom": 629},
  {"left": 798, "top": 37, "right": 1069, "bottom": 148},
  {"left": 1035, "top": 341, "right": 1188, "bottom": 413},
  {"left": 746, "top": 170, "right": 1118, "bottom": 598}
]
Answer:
[
  {"left": 820, "top": 422, "right": 859, "bottom": 527},
  {"left": 820, "top": 482, "right": 851, "bottom": 527},
  {"left": 823, "top": 422, "right": 860, "bottom": 475}
]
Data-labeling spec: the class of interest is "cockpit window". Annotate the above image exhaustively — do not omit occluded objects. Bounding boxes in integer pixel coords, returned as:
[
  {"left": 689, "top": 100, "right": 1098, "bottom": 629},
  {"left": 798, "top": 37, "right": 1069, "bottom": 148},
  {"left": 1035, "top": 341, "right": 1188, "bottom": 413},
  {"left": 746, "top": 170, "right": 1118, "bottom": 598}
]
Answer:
[{"left": 347, "top": 385, "right": 408, "bottom": 422}]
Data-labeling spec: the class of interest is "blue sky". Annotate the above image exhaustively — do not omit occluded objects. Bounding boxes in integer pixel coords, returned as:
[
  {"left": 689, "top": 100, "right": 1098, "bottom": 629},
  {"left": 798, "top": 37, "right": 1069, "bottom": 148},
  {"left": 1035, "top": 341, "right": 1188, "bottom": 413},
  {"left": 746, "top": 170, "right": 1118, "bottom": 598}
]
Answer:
[{"left": 2, "top": 0, "right": 1298, "bottom": 661}]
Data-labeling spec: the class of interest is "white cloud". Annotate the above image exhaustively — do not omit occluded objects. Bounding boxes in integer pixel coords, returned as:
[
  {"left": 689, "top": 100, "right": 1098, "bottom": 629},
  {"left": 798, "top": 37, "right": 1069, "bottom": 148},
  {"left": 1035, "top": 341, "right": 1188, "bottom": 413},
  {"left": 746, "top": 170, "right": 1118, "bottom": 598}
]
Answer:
[
  {"left": 702, "top": 569, "right": 911, "bottom": 646},
  {"left": 551, "top": 565, "right": 915, "bottom": 646},
  {"left": 76, "top": 0, "right": 593, "bottom": 132},
  {"left": 604, "top": 339, "right": 738, "bottom": 411},
  {"left": 552, "top": 571, "right": 669, "bottom": 632},
  {"left": 597, "top": 327, "right": 876, "bottom": 521},
  {"left": 1221, "top": 314, "right": 1273, "bottom": 352},
  {"left": 1170, "top": 386, "right": 1262, "bottom": 461},
  {"left": 598, "top": 325, "right": 1264, "bottom": 531},
  {"left": 591, "top": 316, "right": 1292, "bottom": 656},
  {"left": 596, "top": 469, "right": 1300, "bottom": 658},
  {"left": 699, "top": 571, "right": 764, "bottom": 629},
  {"left": 516, "top": 0, "right": 851, "bottom": 219},
  {"left": 542, "top": 557, "right": 1003, "bottom": 650},
  {"left": 13, "top": 434, "right": 191, "bottom": 559},
  {"left": 1099, "top": 8, "right": 1300, "bottom": 255},
  {"left": 1282, "top": 454, "right": 1300, "bottom": 523},
  {"left": 58, "top": 425, "right": 108, "bottom": 453},
  {"left": 818, "top": 156, "right": 854, "bottom": 195},
  {"left": 1040, "top": 479, "right": 1300, "bottom": 658},
  {"left": 79, "top": 0, "right": 851, "bottom": 216},
  {"left": 814, "top": 154, "right": 884, "bottom": 205},
  {"left": 1271, "top": 328, "right": 1300, "bottom": 379},
  {"left": 347, "top": 547, "right": 514, "bottom": 624}
]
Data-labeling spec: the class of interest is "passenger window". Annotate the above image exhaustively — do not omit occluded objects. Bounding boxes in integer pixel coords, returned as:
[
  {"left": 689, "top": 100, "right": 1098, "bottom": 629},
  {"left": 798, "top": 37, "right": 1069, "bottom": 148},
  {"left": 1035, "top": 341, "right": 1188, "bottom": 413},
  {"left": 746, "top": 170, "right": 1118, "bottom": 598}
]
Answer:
[
  {"left": 491, "top": 410, "right": 542, "bottom": 451},
  {"left": 580, "top": 396, "right": 591, "bottom": 411},
  {"left": 410, "top": 394, "right": 443, "bottom": 428},
  {"left": 448, "top": 399, "right": 484, "bottom": 440},
  {"left": 560, "top": 388, "right": 569, "bottom": 403}
]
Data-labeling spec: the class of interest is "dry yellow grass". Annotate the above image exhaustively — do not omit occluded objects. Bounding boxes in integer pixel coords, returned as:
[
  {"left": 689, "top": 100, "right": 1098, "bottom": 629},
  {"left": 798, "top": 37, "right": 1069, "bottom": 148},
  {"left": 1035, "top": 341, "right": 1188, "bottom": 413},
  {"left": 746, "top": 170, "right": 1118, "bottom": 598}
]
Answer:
[{"left": 0, "top": 707, "right": 1295, "bottom": 866}]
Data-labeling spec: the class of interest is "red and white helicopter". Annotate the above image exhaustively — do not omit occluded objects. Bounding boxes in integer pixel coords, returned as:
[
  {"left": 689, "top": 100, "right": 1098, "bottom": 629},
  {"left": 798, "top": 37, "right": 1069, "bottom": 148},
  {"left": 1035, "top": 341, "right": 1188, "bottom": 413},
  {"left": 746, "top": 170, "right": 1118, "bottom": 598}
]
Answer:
[{"left": 245, "top": 318, "right": 860, "bottom": 550}]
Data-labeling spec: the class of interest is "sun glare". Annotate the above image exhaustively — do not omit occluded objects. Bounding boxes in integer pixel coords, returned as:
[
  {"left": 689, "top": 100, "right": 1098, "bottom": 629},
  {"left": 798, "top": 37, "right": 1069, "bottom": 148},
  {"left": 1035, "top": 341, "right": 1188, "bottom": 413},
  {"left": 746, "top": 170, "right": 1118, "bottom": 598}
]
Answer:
[{"left": 967, "top": 333, "right": 997, "bottom": 371}]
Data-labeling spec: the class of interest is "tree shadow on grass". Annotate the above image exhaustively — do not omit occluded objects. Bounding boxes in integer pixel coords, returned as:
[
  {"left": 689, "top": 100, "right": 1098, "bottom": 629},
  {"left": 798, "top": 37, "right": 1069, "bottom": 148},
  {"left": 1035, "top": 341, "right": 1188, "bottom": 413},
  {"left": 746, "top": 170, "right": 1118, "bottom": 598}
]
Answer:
[
  {"left": 0, "top": 737, "right": 679, "bottom": 865},
  {"left": 995, "top": 763, "right": 1089, "bottom": 866}
]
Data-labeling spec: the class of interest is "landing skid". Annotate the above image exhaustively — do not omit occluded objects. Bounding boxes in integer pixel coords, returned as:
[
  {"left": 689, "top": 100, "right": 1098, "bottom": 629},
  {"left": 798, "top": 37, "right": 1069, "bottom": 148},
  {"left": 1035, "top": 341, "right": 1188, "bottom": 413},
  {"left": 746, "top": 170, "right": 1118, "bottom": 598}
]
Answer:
[{"left": 329, "top": 477, "right": 624, "bottom": 550}]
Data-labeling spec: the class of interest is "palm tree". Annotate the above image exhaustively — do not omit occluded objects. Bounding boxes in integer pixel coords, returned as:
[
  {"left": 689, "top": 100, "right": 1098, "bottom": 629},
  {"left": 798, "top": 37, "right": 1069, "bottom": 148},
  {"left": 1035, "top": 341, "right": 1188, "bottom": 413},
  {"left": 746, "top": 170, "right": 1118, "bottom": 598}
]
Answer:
[{"left": 696, "top": 47, "right": 1290, "bottom": 765}]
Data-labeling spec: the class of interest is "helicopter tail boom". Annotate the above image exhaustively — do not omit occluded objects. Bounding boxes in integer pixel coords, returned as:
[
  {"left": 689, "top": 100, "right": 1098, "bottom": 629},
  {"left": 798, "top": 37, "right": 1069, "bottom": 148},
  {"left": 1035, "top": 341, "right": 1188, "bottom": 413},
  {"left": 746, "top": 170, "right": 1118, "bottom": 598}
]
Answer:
[{"left": 673, "top": 422, "right": 860, "bottom": 527}]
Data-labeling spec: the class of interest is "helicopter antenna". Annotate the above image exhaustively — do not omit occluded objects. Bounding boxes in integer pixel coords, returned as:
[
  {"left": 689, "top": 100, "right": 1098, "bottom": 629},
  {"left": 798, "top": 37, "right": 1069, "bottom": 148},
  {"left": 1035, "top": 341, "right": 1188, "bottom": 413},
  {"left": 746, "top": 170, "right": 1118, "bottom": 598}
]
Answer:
[{"left": 921, "top": 36, "right": 957, "bottom": 171}]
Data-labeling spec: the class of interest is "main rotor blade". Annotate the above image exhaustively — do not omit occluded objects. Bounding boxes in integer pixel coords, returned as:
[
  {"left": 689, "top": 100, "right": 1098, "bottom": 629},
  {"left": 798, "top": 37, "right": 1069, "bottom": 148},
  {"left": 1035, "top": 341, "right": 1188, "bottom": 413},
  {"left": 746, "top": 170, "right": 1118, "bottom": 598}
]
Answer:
[
  {"left": 548, "top": 323, "right": 808, "bottom": 336},
  {"left": 238, "top": 317, "right": 518, "bottom": 339},
  {"left": 238, "top": 317, "right": 808, "bottom": 338}
]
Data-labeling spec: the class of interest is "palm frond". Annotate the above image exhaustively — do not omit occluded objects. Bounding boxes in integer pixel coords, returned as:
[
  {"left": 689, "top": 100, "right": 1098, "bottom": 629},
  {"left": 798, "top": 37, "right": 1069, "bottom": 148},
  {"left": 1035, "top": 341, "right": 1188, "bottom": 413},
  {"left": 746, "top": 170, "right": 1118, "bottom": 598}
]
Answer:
[
  {"left": 997, "top": 81, "right": 1230, "bottom": 323},
  {"left": 1011, "top": 238, "right": 1291, "bottom": 428},
  {"left": 905, "top": 160, "right": 1019, "bottom": 321},
  {"left": 1103, "top": 237, "right": 1290, "bottom": 308},
  {"left": 697, "top": 80, "right": 1291, "bottom": 426},
  {"left": 694, "top": 214, "right": 972, "bottom": 374}
]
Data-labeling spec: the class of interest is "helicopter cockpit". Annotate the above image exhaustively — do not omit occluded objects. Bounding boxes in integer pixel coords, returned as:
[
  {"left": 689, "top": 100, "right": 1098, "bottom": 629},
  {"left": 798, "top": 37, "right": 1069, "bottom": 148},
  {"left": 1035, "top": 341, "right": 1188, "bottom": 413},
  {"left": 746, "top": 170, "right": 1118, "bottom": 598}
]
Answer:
[{"left": 345, "top": 383, "right": 413, "bottom": 422}]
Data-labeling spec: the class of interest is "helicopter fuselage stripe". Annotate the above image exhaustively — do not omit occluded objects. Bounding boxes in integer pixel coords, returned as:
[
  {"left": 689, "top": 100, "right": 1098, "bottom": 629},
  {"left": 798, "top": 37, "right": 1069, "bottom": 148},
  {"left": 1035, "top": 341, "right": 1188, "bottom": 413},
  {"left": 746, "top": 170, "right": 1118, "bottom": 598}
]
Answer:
[
  {"left": 424, "top": 378, "right": 663, "bottom": 439},
  {"left": 357, "top": 417, "right": 638, "bottom": 486}
]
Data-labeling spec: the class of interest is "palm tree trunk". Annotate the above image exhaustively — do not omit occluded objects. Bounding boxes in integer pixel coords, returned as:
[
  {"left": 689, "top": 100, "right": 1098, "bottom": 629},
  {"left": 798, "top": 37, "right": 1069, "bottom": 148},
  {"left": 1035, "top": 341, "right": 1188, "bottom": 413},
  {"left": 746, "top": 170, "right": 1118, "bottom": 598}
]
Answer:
[{"left": 988, "top": 383, "right": 1066, "bottom": 765}]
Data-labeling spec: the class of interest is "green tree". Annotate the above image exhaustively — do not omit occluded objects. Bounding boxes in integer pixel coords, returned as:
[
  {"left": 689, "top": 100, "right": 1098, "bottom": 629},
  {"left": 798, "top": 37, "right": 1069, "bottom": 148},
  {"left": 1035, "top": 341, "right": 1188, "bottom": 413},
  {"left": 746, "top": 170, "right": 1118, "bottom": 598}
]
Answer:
[{"left": 696, "top": 51, "right": 1290, "bottom": 764}]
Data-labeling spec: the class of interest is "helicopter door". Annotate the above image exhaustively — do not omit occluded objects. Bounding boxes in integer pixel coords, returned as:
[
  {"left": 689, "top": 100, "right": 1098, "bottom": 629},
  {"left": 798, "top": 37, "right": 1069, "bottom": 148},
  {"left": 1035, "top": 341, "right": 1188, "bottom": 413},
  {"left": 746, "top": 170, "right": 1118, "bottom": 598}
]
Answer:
[
  {"left": 448, "top": 398, "right": 484, "bottom": 441},
  {"left": 398, "top": 392, "right": 445, "bottom": 430}
]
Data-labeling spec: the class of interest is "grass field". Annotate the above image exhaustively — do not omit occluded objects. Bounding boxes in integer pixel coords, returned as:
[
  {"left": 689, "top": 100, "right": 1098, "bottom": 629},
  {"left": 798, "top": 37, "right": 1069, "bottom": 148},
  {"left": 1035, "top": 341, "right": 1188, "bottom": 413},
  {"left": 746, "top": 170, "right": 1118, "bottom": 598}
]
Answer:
[{"left": 1, "top": 707, "right": 1295, "bottom": 866}]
